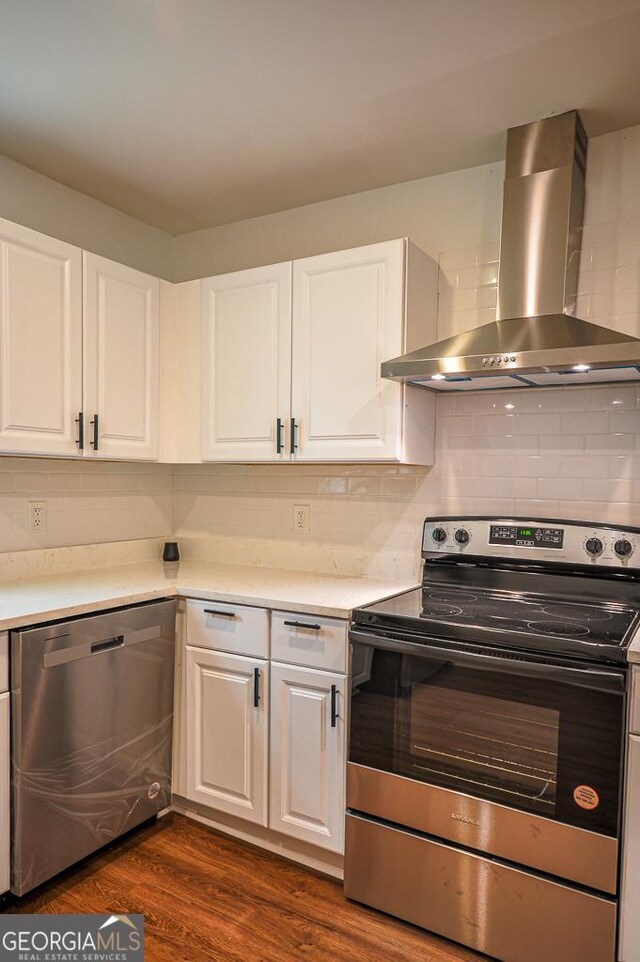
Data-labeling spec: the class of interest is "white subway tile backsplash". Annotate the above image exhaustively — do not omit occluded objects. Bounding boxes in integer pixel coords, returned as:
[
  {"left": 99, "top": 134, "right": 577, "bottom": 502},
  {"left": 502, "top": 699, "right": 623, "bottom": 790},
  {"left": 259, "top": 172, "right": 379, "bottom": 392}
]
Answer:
[{"left": 0, "top": 458, "right": 171, "bottom": 553}]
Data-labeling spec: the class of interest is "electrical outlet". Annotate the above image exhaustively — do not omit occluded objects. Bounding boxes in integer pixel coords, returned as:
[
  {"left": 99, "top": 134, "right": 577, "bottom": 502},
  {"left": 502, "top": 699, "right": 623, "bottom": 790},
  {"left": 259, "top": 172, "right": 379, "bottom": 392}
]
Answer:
[
  {"left": 29, "top": 500, "right": 48, "bottom": 533},
  {"left": 294, "top": 504, "right": 310, "bottom": 535}
]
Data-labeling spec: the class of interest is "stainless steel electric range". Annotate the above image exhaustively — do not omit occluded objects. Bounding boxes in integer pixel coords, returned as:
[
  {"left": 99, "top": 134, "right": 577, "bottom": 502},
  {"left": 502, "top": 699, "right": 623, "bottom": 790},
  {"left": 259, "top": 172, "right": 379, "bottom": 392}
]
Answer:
[{"left": 345, "top": 517, "right": 640, "bottom": 962}]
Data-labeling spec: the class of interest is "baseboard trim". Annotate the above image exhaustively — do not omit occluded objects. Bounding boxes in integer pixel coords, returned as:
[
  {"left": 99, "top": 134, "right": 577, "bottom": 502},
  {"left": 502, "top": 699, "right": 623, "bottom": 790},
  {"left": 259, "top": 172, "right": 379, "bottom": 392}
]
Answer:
[{"left": 171, "top": 795, "right": 344, "bottom": 880}]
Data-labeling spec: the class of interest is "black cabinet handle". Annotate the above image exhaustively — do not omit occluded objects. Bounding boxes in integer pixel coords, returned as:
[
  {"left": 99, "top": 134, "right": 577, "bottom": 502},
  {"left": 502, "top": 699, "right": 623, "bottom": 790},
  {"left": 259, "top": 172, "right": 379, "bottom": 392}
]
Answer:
[
  {"left": 75, "top": 412, "right": 84, "bottom": 450},
  {"left": 203, "top": 609, "right": 237, "bottom": 618},
  {"left": 90, "top": 414, "right": 99, "bottom": 451},
  {"left": 253, "top": 667, "right": 261, "bottom": 708},
  {"left": 290, "top": 418, "right": 298, "bottom": 454},
  {"left": 276, "top": 417, "right": 284, "bottom": 455},
  {"left": 330, "top": 685, "right": 340, "bottom": 727},
  {"left": 283, "top": 620, "right": 321, "bottom": 631}
]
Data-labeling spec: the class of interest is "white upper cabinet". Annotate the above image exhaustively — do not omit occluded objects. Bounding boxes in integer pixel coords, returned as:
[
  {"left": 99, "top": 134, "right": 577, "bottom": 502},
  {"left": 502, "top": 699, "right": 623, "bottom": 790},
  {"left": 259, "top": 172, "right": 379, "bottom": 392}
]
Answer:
[
  {"left": 83, "top": 253, "right": 160, "bottom": 460},
  {"left": 196, "top": 240, "right": 438, "bottom": 465},
  {"left": 0, "top": 217, "right": 82, "bottom": 456},
  {"left": 202, "top": 263, "right": 292, "bottom": 461},
  {"left": 292, "top": 240, "right": 409, "bottom": 461}
]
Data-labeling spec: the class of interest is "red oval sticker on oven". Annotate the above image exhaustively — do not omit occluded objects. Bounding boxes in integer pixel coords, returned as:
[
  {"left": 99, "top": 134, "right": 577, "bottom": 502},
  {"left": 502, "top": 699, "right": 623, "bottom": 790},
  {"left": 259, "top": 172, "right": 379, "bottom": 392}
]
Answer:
[{"left": 573, "top": 785, "right": 600, "bottom": 810}]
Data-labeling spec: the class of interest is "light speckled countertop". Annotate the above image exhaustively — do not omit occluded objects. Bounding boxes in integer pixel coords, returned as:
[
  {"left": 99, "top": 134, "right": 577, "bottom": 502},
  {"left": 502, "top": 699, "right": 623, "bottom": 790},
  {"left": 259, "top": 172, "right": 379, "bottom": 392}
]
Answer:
[{"left": 0, "top": 559, "right": 417, "bottom": 630}]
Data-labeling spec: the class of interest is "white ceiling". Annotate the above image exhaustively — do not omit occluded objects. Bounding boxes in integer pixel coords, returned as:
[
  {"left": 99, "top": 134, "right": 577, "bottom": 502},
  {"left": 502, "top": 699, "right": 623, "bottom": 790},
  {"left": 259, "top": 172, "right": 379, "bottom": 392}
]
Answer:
[{"left": 3, "top": 0, "right": 640, "bottom": 234}]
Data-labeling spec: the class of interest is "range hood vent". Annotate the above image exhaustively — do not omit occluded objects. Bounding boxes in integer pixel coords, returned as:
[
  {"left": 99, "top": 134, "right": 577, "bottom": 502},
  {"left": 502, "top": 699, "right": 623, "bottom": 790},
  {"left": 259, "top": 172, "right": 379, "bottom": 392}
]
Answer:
[{"left": 382, "top": 111, "right": 640, "bottom": 391}]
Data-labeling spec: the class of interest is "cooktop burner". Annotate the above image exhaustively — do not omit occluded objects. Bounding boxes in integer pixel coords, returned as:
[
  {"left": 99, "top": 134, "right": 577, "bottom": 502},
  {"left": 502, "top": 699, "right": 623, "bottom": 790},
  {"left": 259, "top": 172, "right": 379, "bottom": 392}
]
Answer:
[{"left": 354, "top": 583, "right": 640, "bottom": 662}]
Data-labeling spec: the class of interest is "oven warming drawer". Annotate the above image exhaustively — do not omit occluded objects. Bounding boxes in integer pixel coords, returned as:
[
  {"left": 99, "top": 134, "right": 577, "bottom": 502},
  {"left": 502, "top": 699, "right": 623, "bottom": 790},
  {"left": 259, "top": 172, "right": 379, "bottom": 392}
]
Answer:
[
  {"left": 345, "top": 813, "right": 617, "bottom": 962},
  {"left": 347, "top": 763, "right": 618, "bottom": 895}
]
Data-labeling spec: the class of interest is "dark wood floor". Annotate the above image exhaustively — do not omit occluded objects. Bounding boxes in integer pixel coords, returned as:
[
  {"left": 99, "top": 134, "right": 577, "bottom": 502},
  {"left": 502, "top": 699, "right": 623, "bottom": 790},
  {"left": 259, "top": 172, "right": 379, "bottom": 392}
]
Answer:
[{"left": 9, "top": 813, "right": 488, "bottom": 962}]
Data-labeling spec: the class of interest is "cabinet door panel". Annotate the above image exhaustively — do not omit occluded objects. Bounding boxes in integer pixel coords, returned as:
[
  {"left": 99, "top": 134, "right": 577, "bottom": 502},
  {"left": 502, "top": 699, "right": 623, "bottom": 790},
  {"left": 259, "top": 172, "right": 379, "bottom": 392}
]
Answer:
[
  {"left": 0, "top": 218, "right": 82, "bottom": 455},
  {"left": 620, "top": 733, "right": 640, "bottom": 960},
  {"left": 202, "top": 263, "right": 291, "bottom": 461},
  {"left": 0, "top": 693, "right": 8, "bottom": 894},
  {"left": 270, "top": 663, "right": 345, "bottom": 852},
  {"left": 186, "top": 647, "right": 268, "bottom": 825},
  {"left": 292, "top": 241, "right": 405, "bottom": 461},
  {"left": 83, "top": 253, "right": 159, "bottom": 460}
]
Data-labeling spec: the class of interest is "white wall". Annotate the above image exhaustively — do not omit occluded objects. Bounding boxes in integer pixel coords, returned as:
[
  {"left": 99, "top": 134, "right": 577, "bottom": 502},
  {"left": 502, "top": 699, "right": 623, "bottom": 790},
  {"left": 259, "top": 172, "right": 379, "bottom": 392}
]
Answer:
[
  {"left": 0, "top": 154, "right": 173, "bottom": 278},
  {"left": 172, "top": 162, "right": 504, "bottom": 281}
]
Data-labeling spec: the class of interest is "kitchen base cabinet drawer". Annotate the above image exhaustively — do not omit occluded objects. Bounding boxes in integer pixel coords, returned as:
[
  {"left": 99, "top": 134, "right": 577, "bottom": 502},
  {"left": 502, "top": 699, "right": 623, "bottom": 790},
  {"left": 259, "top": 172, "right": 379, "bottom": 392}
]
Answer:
[
  {"left": 187, "top": 600, "right": 269, "bottom": 658},
  {"left": 269, "top": 663, "right": 346, "bottom": 853},
  {"left": 185, "top": 647, "right": 268, "bottom": 826},
  {"left": 271, "top": 611, "right": 347, "bottom": 672}
]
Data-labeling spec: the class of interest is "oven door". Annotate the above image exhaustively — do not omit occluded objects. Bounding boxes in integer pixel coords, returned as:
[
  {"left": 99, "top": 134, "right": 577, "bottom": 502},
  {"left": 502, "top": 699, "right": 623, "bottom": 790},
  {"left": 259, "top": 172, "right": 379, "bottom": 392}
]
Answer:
[{"left": 348, "top": 627, "right": 626, "bottom": 893}]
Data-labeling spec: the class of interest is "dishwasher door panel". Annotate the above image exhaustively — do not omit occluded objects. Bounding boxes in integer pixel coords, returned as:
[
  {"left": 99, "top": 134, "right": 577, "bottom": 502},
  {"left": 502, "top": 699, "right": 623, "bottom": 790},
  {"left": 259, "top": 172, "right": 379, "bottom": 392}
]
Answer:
[{"left": 11, "top": 599, "right": 176, "bottom": 896}]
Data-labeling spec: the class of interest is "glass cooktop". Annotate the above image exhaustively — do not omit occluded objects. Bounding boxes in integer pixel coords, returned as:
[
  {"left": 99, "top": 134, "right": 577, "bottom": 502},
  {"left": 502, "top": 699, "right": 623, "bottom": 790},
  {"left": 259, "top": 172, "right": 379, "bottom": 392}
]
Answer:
[{"left": 353, "top": 584, "right": 640, "bottom": 662}]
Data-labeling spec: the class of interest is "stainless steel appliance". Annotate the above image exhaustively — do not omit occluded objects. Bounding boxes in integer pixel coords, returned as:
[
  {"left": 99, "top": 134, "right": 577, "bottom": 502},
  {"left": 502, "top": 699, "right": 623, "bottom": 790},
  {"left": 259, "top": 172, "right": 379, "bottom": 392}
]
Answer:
[
  {"left": 11, "top": 598, "right": 176, "bottom": 896},
  {"left": 346, "top": 518, "right": 640, "bottom": 962},
  {"left": 381, "top": 111, "right": 640, "bottom": 390}
]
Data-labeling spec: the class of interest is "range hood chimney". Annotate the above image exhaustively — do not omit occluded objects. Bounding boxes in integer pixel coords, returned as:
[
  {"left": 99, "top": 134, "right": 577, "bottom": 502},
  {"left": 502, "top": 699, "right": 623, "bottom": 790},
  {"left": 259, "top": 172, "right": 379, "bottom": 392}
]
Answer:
[{"left": 382, "top": 110, "right": 640, "bottom": 391}]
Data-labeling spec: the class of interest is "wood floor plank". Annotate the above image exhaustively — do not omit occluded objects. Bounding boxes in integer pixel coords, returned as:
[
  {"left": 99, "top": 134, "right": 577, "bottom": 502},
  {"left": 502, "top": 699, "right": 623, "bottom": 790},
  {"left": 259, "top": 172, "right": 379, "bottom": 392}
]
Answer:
[{"left": 7, "top": 813, "right": 488, "bottom": 962}]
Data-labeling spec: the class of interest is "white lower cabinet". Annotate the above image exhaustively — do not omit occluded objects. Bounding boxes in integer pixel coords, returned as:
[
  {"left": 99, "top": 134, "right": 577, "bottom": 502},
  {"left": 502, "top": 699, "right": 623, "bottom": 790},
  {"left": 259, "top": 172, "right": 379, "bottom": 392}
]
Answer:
[
  {"left": 269, "top": 662, "right": 346, "bottom": 853},
  {"left": 0, "top": 692, "right": 8, "bottom": 894},
  {"left": 185, "top": 646, "right": 268, "bottom": 826}
]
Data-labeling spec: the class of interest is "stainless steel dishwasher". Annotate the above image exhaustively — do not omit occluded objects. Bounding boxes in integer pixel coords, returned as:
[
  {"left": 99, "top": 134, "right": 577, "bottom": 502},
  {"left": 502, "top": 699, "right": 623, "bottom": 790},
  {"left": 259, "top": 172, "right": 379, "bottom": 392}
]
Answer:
[{"left": 11, "top": 598, "right": 176, "bottom": 895}]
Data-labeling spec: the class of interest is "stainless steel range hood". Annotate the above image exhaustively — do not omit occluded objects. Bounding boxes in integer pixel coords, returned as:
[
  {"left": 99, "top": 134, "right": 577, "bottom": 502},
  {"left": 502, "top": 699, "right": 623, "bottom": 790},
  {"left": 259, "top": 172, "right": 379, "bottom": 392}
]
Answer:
[{"left": 382, "top": 111, "right": 640, "bottom": 391}]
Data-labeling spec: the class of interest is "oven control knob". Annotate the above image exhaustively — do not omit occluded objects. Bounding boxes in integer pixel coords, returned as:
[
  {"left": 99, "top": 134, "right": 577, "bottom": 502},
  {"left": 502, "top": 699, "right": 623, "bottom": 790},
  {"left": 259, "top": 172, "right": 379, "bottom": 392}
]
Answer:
[
  {"left": 585, "top": 537, "right": 603, "bottom": 556},
  {"left": 615, "top": 538, "right": 633, "bottom": 558},
  {"left": 432, "top": 527, "right": 447, "bottom": 543},
  {"left": 454, "top": 528, "right": 470, "bottom": 545}
]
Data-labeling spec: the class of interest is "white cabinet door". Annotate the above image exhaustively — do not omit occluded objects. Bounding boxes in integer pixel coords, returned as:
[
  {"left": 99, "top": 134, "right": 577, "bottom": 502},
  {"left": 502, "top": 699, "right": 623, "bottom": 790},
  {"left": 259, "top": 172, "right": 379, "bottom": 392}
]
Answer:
[
  {"left": 0, "top": 218, "right": 82, "bottom": 456},
  {"left": 0, "top": 692, "right": 8, "bottom": 893},
  {"left": 83, "top": 253, "right": 160, "bottom": 460},
  {"left": 270, "top": 662, "right": 346, "bottom": 852},
  {"left": 291, "top": 240, "right": 406, "bottom": 461},
  {"left": 202, "top": 263, "right": 292, "bottom": 461},
  {"left": 620, "top": 733, "right": 640, "bottom": 961},
  {"left": 186, "top": 646, "right": 268, "bottom": 826}
]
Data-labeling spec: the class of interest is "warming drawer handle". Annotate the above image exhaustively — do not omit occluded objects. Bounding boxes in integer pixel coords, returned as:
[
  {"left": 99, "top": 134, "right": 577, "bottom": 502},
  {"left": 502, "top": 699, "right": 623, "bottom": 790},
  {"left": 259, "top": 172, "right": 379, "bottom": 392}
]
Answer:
[
  {"left": 91, "top": 635, "right": 125, "bottom": 654},
  {"left": 283, "top": 620, "right": 321, "bottom": 631},
  {"left": 203, "top": 609, "right": 237, "bottom": 619}
]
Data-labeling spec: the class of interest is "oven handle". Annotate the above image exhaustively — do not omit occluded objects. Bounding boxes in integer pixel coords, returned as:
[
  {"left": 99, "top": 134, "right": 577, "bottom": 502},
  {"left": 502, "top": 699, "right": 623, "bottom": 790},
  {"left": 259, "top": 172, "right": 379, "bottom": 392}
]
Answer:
[{"left": 349, "top": 627, "right": 626, "bottom": 695}]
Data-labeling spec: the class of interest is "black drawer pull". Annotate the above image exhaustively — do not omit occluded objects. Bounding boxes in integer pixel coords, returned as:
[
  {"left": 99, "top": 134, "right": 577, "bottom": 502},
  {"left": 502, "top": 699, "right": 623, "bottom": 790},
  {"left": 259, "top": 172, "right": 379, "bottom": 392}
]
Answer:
[
  {"left": 253, "top": 667, "right": 261, "bottom": 708},
  {"left": 203, "top": 609, "right": 237, "bottom": 618},
  {"left": 330, "top": 685, "right": 340, "bottom": 728},
  {"left": 283, "top": 620, "right": 321, "bottom": 631}
]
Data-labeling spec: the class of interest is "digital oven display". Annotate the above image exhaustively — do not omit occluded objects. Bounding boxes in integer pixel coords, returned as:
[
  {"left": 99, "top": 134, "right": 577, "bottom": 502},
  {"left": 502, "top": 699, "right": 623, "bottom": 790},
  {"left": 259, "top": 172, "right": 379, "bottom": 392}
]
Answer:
[{"left": 489, "top": 524, "right": 564, "bottom": 549}]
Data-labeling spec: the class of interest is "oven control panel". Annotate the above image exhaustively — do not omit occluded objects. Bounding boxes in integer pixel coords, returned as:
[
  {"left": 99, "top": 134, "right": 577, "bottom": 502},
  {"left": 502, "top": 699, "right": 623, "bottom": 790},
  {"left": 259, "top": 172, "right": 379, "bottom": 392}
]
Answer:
[{"left": 423, "top": 518, "right": 640, "bottom": 569}]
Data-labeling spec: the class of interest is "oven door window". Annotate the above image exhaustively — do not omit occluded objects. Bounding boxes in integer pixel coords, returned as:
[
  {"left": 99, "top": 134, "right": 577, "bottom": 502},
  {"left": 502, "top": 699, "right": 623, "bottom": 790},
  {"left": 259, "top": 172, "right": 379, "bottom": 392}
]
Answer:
[
  {"left": 349, "top": 643, "right": 625, "bottom": 837},
  {"left": 409, "top": 685, "right": 559, "bottom": 811}
]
